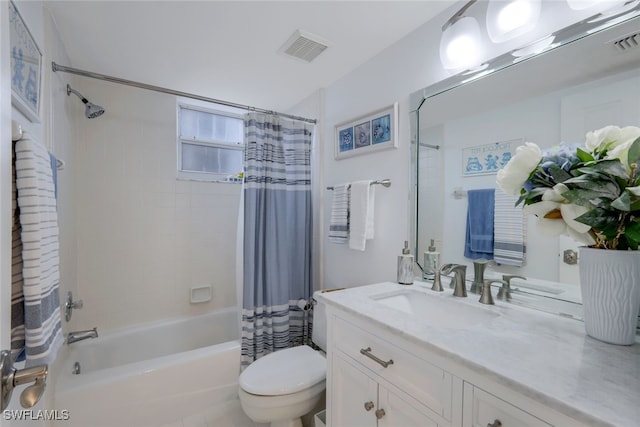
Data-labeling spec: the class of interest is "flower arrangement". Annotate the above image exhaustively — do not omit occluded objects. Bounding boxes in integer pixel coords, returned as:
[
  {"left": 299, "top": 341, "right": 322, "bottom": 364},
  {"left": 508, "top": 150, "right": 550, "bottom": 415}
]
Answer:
[{"left": 496, "top": 125, "right": 640, "bottom": 250}]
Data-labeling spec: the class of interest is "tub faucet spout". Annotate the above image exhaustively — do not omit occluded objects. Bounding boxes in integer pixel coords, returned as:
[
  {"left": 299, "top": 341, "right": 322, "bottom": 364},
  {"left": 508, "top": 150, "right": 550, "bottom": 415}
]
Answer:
[{"left": 67, "top": 327, "right": 98, "bottom": 344}]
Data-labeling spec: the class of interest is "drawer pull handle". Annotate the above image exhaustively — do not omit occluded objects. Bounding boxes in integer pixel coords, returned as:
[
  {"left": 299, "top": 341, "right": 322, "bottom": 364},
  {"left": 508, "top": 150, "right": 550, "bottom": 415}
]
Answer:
[
  {"left": 375, "top": 408, "right": 386, "bottom": 419},
  {"left": 360, "top": 347, "right": 394, "bottom": 368},
  {"left": 364, "top": 401, "right": 374, "bottom": 411},
  {"left": 487, "top": 420, "right": 502, "bottom": 427}
]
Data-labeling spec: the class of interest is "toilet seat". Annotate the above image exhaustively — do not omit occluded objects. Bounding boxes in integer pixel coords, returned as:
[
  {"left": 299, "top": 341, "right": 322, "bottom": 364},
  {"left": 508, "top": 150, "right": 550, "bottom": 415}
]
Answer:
[{"left": 239, "top": 345, "right": 326, "bottom": 396}]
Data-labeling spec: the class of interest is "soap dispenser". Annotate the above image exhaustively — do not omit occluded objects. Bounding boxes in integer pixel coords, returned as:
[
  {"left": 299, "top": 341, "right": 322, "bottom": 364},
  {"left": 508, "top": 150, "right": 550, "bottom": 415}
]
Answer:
[
  {"left": 397, "top": 241, "right": 414, "bottom": 285},
  {"left": 423, "top": 239, "right": 440, "bottom": 280}
]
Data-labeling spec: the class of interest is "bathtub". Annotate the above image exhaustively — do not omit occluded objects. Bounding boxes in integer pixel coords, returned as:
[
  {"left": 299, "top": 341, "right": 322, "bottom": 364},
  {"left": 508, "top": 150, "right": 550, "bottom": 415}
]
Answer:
[{"left": 53, "top": 307, "right": 240, "bottom": 427}]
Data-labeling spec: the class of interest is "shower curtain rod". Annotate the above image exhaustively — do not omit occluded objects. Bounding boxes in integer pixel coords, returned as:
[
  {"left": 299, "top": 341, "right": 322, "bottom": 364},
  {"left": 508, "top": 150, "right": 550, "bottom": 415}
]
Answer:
[{"left": 51, "top": 62, "right": 317, "bottom": 124}]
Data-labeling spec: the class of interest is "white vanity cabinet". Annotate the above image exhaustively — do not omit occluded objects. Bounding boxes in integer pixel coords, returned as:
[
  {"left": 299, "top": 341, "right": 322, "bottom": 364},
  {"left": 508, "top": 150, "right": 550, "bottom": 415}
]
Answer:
[
  {"left": 326, "top": 309, "right": 584, "bottom": 427},
  {"left": 462, "top": 383, "right": 552, "bottom": 427},
  {"left": 321, "top": 283, "right": 638, "bottom": 427},
  {"left": 332, "top": 352, "right": 438, "bottom": 427},
  {"left": 327, "top": 314, "right": 456, "bottom": 427}
]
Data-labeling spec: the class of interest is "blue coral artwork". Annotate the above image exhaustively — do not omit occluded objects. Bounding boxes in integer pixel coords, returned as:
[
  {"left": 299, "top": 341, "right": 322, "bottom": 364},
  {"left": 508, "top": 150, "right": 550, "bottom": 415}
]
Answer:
[
  {"left": 462, "top": 139, "right": 522, "bottom": 177},
  {"left": 335, "top": 103, "right": 398, "bottom": 160},
  {"left": 354, "top": 122, "right": 371, "bottom": 149},
  {"left": 339, "top": 127, "right": 354, "bottom": 153},
  {"left": 9, "top": 1, "right": 42, "bottom": 122},
  {"left": 372, "top": 114, "right": 391, "bottom": 144}
]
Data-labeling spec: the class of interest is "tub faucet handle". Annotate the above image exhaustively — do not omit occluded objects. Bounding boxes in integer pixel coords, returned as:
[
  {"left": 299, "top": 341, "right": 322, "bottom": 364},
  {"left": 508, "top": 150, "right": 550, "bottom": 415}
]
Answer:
[{"left": 65, "top": 291, "right": 84, "bottom": 322}]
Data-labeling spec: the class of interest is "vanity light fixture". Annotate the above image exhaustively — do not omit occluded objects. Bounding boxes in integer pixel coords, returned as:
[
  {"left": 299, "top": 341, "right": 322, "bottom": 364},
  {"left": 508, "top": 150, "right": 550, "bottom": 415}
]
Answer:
[
  {"left": 566, "top": 0, "right": 628, "bottom": 11},
  {"left": 511, "top": 34, "right": 557, "bottom": 58},
  {"left": 486, "top": 0, "right": 542, "bottom": 43},
  {"left": 439, "top": 15, "right": 485, "bottom": 72}
]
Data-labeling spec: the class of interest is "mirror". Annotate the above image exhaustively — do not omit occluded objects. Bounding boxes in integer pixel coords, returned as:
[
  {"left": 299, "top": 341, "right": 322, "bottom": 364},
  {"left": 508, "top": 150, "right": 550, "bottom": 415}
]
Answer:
[{"left": 411, "top": 10, "right": 640, "bottom": 299}]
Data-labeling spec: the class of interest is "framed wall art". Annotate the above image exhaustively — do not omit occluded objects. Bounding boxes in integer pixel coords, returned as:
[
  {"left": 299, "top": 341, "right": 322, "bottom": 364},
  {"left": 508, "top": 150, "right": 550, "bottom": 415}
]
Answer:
[
  {"left": 9, "top": 0, "right": 42, "bottom": 122},
  {"left": 462, "top": 138, "right": 523, "bottom": 176},
  {"left": 335, "top": 103, "right": 398, "bottom": 160}
]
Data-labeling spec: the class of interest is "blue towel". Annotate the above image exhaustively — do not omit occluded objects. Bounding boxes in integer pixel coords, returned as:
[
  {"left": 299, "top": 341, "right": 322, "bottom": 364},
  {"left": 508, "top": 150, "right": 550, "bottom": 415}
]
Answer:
[{"left": 464, "top": 189, "right": 495, "bottom": 260}]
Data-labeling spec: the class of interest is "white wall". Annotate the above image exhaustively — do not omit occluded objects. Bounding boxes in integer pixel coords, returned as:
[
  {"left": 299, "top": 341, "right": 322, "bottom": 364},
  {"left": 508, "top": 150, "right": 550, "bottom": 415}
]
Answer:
[
  {"left": 71, "top": 79, "right": 241, "bottom": 333},
  {"left": 318, "top": 17, "right": 445, "bottom": 289}
]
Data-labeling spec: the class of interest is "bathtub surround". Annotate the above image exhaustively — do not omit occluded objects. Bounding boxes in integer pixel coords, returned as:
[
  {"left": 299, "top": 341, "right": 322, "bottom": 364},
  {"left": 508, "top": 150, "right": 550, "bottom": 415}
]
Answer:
[
  {"left": 12, "top": 132, "right": 62, "bottom": 367},
  {"left": 54, "top": 308, "right": 239, "bottom": 427},
  {"left": 242, "top": 113, "right": 314, "bottom": 366}
]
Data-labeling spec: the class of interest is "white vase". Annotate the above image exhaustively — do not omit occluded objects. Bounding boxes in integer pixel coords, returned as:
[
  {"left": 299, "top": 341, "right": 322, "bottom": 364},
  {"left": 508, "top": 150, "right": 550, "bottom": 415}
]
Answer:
[{"left": 578, "top": 247, "right": 640, "bottom": 345}]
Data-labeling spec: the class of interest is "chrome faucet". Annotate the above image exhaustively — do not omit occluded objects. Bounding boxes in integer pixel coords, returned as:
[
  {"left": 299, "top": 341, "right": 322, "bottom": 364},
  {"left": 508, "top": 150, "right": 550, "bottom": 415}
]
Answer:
[
  {"left": 497, "top": 275, "right": 527, "bottom": 301},
  {"left": 67, "top": 327, "right": 98, "bottom": 344},
  {"left": 470, "top": 259, "right": 496, "bottom": 294},
  {"left": 441, "top": 264, "right": 467, "bottom": 297}
]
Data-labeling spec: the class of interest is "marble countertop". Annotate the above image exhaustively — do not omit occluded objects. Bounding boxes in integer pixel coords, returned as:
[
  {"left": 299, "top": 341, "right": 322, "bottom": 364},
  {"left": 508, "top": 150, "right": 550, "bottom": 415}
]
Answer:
[{"left": 317, "top": 281, "right": 640, "bottom": 427}]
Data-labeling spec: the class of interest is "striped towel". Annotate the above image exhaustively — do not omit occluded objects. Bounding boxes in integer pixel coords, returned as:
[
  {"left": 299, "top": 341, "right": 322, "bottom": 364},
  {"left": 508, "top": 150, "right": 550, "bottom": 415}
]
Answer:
[
  {"left": 15, "top": 133, "right": 63, "bottom": 367},
  {"left": 493, "top": 190, "right": 526, "bottom": 266},
  {"left": 328, "top": 184, "right": 349, "bottom": 244},
  {"left": 11, "top": 142, "right": 25, "bottom": 362}
]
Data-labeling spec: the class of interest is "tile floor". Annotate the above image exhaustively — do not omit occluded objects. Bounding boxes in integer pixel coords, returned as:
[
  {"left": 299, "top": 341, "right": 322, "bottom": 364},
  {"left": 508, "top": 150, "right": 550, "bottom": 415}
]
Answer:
[{"left": 158, "top": 399, "right": 267, "bottom": 427}]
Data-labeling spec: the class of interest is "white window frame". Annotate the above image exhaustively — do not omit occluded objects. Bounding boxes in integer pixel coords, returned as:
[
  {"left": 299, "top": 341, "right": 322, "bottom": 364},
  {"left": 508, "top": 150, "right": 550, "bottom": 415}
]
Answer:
[{"left": 176, "top": 101, "right": 245, "bottom": 182}]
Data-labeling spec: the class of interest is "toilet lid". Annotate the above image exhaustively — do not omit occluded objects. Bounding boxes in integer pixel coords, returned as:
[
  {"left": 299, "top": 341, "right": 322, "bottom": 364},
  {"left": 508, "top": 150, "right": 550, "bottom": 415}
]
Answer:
[{"left": 239, "top": 345, "right": 326, "bottom": 396}]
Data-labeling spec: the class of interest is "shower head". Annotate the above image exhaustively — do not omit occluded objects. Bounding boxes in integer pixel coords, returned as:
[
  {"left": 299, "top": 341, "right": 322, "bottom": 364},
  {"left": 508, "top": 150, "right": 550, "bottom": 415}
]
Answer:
[{"left": 66, "top": 84, "right": 105, "bottom": 119}]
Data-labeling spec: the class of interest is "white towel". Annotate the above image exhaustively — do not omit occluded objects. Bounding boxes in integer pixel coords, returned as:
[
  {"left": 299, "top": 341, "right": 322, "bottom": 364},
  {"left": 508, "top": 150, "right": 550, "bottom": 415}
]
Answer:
[
  {"left": 493, "top": 190, "right": 526, "bottom": 266},
  {"left": 328, "top": 184, "right": 349, "bottom": 244},
  {"left": 349, "top": 180, "right": 375, "bottom": 251}
]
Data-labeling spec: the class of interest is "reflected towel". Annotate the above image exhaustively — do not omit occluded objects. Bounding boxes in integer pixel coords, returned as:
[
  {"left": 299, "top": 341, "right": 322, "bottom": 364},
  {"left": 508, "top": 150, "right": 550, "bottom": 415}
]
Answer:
[
  {"left": 349, "top": 180, "right": 375, "bottom": 251},
  {"left": 328, "top": 184, "right": 349, "bottom": 244},
  {"left": 494, "top": 190, "right": 526, "bottom": 266},
  {"left": 464, "top": 189, "right": 494, "bottom": 260}
]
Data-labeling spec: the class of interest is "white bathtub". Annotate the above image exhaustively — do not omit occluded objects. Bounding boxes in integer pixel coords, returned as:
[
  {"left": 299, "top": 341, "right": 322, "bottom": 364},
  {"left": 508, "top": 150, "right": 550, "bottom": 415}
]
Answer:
[{"left": 53, "top": 307, "right": 240, "bottom": 427}]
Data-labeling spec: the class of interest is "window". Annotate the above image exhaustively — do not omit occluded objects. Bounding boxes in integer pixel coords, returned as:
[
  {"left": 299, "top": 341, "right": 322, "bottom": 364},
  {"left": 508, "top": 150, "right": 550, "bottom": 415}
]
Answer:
[{"left": 177, "top": 104, "right": 244, "bottom": 181}]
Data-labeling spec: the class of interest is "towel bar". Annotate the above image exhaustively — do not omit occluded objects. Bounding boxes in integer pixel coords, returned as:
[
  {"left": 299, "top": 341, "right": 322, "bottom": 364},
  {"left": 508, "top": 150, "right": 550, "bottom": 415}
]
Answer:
[{"left": 326, "top": 179, "right": 391, "bottom": 190}]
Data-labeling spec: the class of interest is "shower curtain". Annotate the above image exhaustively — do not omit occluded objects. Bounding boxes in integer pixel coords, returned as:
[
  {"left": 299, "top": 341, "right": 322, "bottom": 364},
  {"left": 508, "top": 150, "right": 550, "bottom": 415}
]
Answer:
[{"left": 241, "top": 113, "right": 313, "bottom": 367}]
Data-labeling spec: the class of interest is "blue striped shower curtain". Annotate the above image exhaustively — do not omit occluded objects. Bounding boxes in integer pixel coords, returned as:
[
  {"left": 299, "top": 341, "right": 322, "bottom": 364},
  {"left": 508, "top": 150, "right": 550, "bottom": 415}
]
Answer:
[
  {"left": 11, "top": 134, "right": 63, "bottom": 366},
  {"left": 241, "top": 113, "right": 313, "bottom": 367}
]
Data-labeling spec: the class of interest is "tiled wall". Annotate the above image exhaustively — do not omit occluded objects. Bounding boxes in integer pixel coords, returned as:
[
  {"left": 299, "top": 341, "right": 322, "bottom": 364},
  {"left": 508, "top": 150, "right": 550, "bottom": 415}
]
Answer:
[{"left": 71, "top": 80, "right": 241, "bottom": 333}]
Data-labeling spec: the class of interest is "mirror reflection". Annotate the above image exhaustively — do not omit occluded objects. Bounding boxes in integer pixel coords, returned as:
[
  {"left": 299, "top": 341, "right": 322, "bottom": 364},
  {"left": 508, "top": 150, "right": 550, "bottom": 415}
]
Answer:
[{"left": 413, "top": 15, "right": 640, "bottom": 299}]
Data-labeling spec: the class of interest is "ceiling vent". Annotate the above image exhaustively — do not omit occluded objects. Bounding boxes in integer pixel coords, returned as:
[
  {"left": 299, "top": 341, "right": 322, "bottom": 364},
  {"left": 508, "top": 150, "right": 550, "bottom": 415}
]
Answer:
[
  {"left": 279, "top": 30, "right": 330, "bottom": 63},
  {"left": 612, "top": 31, "right": 640, "bottom": 52}
]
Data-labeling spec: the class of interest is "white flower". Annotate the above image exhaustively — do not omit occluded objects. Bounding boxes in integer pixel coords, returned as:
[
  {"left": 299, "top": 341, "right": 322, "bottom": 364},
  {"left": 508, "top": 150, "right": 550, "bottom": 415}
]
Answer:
[
  {"left": 496, "top": 142, "right": 542, "bottom": 195},
  {"left": 585, "top": 125, "right": 640, "bottom": 171},
  {"left": 523, "top": 183, "right": 595, "bottom": 246}
]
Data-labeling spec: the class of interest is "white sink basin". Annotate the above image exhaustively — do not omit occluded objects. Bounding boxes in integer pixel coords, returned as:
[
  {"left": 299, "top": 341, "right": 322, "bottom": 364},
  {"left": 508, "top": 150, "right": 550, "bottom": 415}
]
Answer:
[{"left": 370, "top": 289, "right": 500, "bottom": 329}]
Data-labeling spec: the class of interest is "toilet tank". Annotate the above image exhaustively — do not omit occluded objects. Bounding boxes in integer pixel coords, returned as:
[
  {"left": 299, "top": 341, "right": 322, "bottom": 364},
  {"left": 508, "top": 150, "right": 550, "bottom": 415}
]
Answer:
[{"left": 311, "top": 291, "right": 327, "bottom": 352}]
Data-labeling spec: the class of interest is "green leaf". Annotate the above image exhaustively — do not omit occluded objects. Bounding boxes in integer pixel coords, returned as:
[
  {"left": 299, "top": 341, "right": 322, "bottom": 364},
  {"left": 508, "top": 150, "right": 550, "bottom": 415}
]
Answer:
[
  {"left": 624, "top": 220, "right": 640, "bottom": 242},
  {"left": 627, "top": 136, "right": 640, "bottom": 167},
  {"left": 576, "top": 147, "right": 594, "bottom": 163},
  {"left": 574, "top": 208, "right": 618, "bottom": 231},
  {"left": 548, "top": 164, "right": 572, "bottom": 183},
  {"left": 625, "top": 236, "right": 638, "bottom": 250},
  {"left": 563, "top": 175, "right": 620, "bottom": 196},
  {"left": 578, "top": 159, "right": 629, "bottom": 181},
  {"left": 562, "top": 188, "right": 617, "bottom": 207},
  {"left": 611, "top": 191, "right": 631, "bottom": 211}
]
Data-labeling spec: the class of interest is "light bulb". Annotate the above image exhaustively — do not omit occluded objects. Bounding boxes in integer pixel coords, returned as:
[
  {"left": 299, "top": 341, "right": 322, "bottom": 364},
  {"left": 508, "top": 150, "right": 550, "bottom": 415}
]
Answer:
[
  {"left": 439, "top": 16, "right": 484, "bottom": 72},
  {"left": 487, "top": 0, "right": 542, "bottom": 43}
]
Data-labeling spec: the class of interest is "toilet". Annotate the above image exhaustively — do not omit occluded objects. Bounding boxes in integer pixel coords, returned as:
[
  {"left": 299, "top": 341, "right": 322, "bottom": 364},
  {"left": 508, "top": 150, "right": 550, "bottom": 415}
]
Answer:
[{"left": 238, "top": 291, "right": 328, "bottom": 427}]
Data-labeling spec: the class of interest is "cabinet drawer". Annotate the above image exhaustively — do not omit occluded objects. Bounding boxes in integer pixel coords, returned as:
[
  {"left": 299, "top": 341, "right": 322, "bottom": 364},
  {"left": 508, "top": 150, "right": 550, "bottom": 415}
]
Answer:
[
  {"left": 334, "top": 317, "right": 452, "bottom": 420},
  {"left": 463, "top": 383, "right": 553, "bottom": 427}
]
